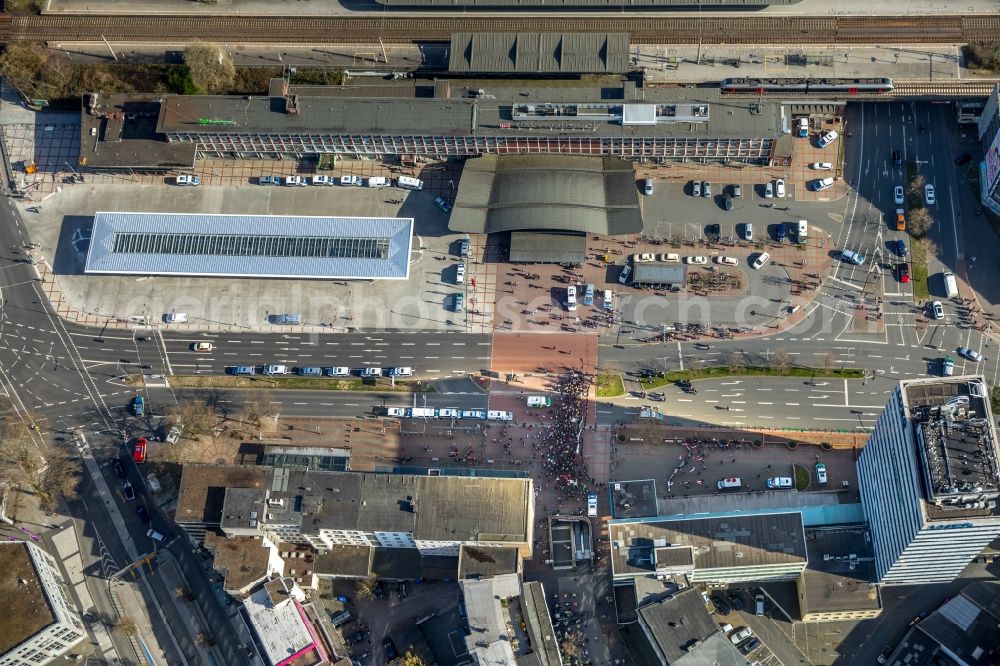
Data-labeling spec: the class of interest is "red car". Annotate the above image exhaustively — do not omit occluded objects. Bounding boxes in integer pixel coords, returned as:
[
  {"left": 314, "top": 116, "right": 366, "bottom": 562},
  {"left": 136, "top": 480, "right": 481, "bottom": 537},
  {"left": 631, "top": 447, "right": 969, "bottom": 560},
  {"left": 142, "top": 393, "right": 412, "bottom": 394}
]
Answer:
[
  {"left": 897, "top": 263, "right": 911, "bottom": 283},
  {"left": 132, "top": 437, "right": 147, "bottom": 463}
]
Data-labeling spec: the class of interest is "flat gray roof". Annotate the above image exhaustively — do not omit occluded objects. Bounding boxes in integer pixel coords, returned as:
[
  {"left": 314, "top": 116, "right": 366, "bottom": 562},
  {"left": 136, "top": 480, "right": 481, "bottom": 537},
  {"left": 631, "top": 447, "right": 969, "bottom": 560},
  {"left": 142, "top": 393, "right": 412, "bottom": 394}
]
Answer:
[
  {"left": 800, "top": 529, "right": 880, "bottom": 616},
  {"left": 155, "top": 79, "right": 783, "bottom": 142},
  {"left": 509, "top": 232, "right": 587, "bottom": 264},
  {"left": 632, "top": 264, "right": 686, "bottom": 284},
  {"left": 450, "top": 154, "right": 643, "bottom": 235},
  {"left": 638, "top": 589, "right": 744, "bottom": 666},
  {"left": 449, "top": 33, "right": 629, "bottom": 74},
  {"left": 610, "top": 512, "right": 807, "bottom": 576},
  {"left": 84, "top": 212, "right": 414, "bottom": 280}
]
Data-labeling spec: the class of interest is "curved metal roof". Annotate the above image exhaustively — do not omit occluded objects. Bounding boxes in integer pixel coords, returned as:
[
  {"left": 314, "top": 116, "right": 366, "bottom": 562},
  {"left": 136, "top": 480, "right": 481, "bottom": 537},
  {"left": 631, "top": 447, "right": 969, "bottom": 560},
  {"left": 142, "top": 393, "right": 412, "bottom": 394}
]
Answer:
[{"left": 449, "top": 155, "right": 643, "bottom": 236}]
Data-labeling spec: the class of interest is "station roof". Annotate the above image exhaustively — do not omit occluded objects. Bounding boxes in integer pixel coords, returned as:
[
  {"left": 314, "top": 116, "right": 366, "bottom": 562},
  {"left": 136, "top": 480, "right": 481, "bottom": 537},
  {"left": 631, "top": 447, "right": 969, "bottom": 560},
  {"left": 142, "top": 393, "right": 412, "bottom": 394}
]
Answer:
[
  {"left": 84, "top": 212, "right": 414, "bottom": 280},
  {"left": 450, "top": 154, "right": 643, "bottom": 236},
  {"left": 155, "top": 78, "right": 783, "bottom": 143},
  {"left": 379, "top": 0, "right": 799, "bottom": 5},
  {"left": 449, "top": 32, "right": 629, "bottom": 74},
  {"left": 509, "top": 232, "right": 587, "bottom": 264}
]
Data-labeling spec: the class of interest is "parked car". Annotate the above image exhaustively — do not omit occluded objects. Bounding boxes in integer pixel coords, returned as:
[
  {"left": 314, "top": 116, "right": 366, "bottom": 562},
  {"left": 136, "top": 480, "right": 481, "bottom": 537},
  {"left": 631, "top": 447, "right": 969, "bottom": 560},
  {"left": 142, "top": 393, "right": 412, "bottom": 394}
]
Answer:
[
  {"left": 657, "top": 253, "right": 680, "bottom": 262},
  {"left": 692, "top": 180, "right": 702, "bottom": 197},
  {"left": 840, "top": 249, "right": 865, "bottom": 265},
  {"left": 459, "top": 238, "right": 471, "bottom": 257},
  {"left": 775, "top": 179, "right": 785, "bottom": 198},
  {"left": 132, "top": 437, "right": 147, "bottom": 463},
  {"left": 618, "top": 265, "right": 632, "bottom": 284},
  {"left": 295, "top": 367, "right": 323, "bottom": 377},
  {"left": 958, "top": 346, "right": 984, "bottom": 362},
  {"left": 894, "top": 185, "right": 905, "bottom": 205},
  {"left": 361, "top": 367, "right": 383, "bottom": 377},
  {"left": 731, "top": 184, "right": 742, "bottom": 197},
  {"left": 309, "top": 175, "right": 333, "bottom": 186},
  {"left": 751, "top": 252, "right": 770, "bottom": 269},
  {"left": 893, "top": 149, "right": 903, "bottom": 167},
  {"left": 388, "top": 367, "right": 413, "bottom": 377},
  {"left": 454, "top": 293, "right": 465, "bottom": 312},
  {"left": 135, "top": 505, "right": 150, "bottom": 523},
  {"left": 643, "top": 178, "right": 654, "bottom": 195},
  {"left": 775, "top": 224, "right": 787, "bottom": 242},
  {"left": 896, "top": 262, "right": 910, "bottom": 283},
  {"left": 811, "top": 177, "right": 835, "bottom": 191},
  {"left": 817, "top": 130, "right": 839, "bottom": 148},
  {"left": 634, "top": 253, "right": 656, "bottom": 263},
  {"left": 587, "top": 493, "right": 598, "bottom": 517},
  {"left": 727, "top": 592, "right": 745, "bottom": 611},
  {"left": 711, "top": 594, "right": 732, "bottom": 615},
  {"left": 382, "top": 637, "right": 398, "bottom": 660},
  {"left": 723, "top": 194, "right": 734, "bottom": 211},
  {"left": 325, "top": 367, "right": 350, "bottom": 377},
  {"left": 702, "top": 181, "right": 712, "bottom": 197},
  {"left": 738, "top": 638, "right": 761, "bottom": 655},
  {"left": 339, "top": 175, "right": 363, "bottom": 187},
  {"left": 231, "top": 366, "right": 255, "bottom": 375},
  {"left": 706, "top": 224, "right": 721, "bottom": 238},
  {"left": 122, "top": 480, "right": 135, "bottom": 501},
  {"left": 455, "top": 263, "right": 465, "bottom": 284},
  {"left": 942, "top": 356, "right": 955, "bottom": 376},
  {"left": 894, "top": 239, "right": 908, "bottom": 257},
  {"left": 132, "top": 395, "right": 145, "bottom": 416},
  {"left": 685, "top": 256, "right": 708, "bottom": 265},
  {"left": 925, "top": 184, "right": 936, "bottom": 205},
  {"left": 258, "top": 175, "right": 280, "bottom": 186},
  {"left": 164, "top": 312, "right": 188, "bottom": 323},
  {"left": 175, "top": 174, "right": 200, "bottom": 186},
  {"left": 763, "top": 181, "right": 774, "bottom": 198},
  {"left": 112, "top": 459, "right": 125, "bottom": 478},
  {"left": 815, "top": 463, "right": 828, "bottom": 484},
  {"left": 435, "top": 196, "right": 452, "bottom": 213},
  {"left": 729, "top": 627, "right": 753, "bottom": 645},
  {"left": 263, "top": 364, "right": 288, "bottom": 375},
  {"left": 810, "top": 162, "right": 833, "bottom": 170},
  {"left": 741, "top": 223, "right": 753, "bottom": 241},
  {"left": 282, "top": 176, "right": 309, "bottom": 187},
  {"left": 931, "top": 300, "right": 944, "bottom": 320},
  {"left": 714, "top": 256, "right": 738, "bottom": 266}
]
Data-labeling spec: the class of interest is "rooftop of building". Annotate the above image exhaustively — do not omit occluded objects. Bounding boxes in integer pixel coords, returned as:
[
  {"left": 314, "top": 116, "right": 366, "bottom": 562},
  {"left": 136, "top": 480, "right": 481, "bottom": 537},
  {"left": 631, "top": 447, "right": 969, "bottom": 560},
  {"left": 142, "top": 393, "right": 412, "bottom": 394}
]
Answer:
[
  {"left": 637, "top": 588, "right": 746, "bottom": 666},
  {"left": 520, "top": 581, "right": 561, "bottom": 666},
  {"left": 449, "top": 154, "right": 643, "bottom": 236},
  {"left": 155, "top": 77, "right": 783, "bottom": 141},
  {"left": 901, "top": 376, "right": 1000, "bottom": 521},
  {"left": 208, "top": 535, "right": 272, "bottom": 593},
  {"left": 799, "top": 528, "right": 880, "bottom": 616},
  {"left": 894, "top": 581, "right": 1000, "bottom": 666},
  {"left": 610, "top": 478, "right": 659, "bottom": 519},
  {"left": 610, "top": 512, "right": 807, "bottom": 576},
  {"left": 244, "top": 579, "right": 320, "bottom": 666},
  {"left": 458, "top": 545, "right": 521, "bottom": 579},
  {"left": 84, "top": 212, "right": 414, "bottom": 281},
  {"left": 176, "top": 464, "right": 271, "bottom": 524},
  {"left": 80, "top": 93, "right": 196, "bottom": 169},
  {"left": 313, "top": 545, "right": 372, "bottom": 578},
  {"left": 0, "top": 542, "right": 56, "bottom": 655},
  {"left": 449, "top": 32, "right": 629, "bottom": 74}
]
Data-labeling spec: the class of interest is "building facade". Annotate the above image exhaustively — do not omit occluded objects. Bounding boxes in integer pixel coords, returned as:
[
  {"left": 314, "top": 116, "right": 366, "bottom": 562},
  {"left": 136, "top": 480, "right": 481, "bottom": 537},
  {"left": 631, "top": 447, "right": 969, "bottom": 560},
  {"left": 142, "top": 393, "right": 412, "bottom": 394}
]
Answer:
[
  {"left": 0, "top": 542, "right": 86, "bottom": 666},
  {"left": 858, "top": 376, "right": 1000, "bottom": 585}
]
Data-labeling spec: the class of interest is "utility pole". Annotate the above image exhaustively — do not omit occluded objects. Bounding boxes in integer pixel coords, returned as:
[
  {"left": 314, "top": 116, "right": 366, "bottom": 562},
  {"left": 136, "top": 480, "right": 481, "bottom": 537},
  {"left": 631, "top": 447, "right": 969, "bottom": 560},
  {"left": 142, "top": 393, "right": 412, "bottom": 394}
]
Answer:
[{"left": 100, "top": 35, "right": 118, "bottom": 61}]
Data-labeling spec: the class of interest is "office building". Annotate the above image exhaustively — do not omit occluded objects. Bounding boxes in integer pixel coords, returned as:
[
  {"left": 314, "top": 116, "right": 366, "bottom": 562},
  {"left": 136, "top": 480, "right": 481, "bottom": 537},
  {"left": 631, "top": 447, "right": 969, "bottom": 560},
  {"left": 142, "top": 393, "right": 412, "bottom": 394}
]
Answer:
[
  {"left": 857, "top": 376, "right": 1000, "bottom": 584},
  {"left": 0, "top": 542, "right": 86, "bottom": 666}
]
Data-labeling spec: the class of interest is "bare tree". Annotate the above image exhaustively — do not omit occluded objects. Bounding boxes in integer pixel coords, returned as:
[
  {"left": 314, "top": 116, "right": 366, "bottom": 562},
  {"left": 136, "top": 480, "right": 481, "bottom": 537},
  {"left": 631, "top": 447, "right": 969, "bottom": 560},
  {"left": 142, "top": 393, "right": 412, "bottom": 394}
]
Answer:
[
  {"left": 724, "top": 351, "right": 745, "bottom": 374},
  {"left": 908, "top": 207, "right": 935, "bottom": 238},
  {"left": 116, "top": 616, "right": 138, "bottom": 636},
  {"left": 772, "top": 350, "right": 791, "bottom": 373},
  {"left": 240, "top": 391, "right": 279, "bottom": 428},
  {"left": 356, "top": 577, "right": 378, "bottom": 601},
  {"left": 0, "top": 43, "right": 47, "bottom": 98},
  {"left": 166, "top": 399, "right": 219, "bottom": 438},
  {"left": 184, "top": 42, "right": 236, "bottom": 94},
  {"left": 907, "top": 174, "right": 926, "bottom": 204},
  {"left": 560, "top": 629, "right": 584, "bottom": 658},
  {"left": 817, "top": 352, "right": 835, "bottom": 372},
  {"left": 35, "top": 442, "right": 81, "bottom": 510},
  {"left": 398, "top": 652, "right": 426, "bottom": 666}
]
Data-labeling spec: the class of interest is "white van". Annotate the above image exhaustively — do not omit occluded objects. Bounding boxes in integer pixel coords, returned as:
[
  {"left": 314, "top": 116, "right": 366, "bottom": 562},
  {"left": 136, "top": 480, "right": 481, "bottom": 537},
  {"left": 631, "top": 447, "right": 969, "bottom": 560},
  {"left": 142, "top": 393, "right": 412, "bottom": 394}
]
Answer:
[
  {"left": 766, "top": 477, "right": 793, "bottom": 489},
  {"left": 366, "top": 177, "right": 388, "bottom": 188},
  {"left": 796, "top": 219, "right": 808, "bottom": 239},
  {"left": 943, "top": 272, "right": 959, "bottom": 299},
  {"left": 603, "top": 290, "right": 613, "bottom": 311},
  {"left": 487, "top": 410, "right": 514, "bottom": 421},
  {"left": 527, "top": 396, "right": 552, "bottom": 407},
  {"left": 717, "top": 477, "right": 742, "bottom": 490},
  {"left": 566, "top": 287, "right": 577, "bottom": 311},
  {"left": 396, "top": 176, "right": 423, "bottom": 191}
]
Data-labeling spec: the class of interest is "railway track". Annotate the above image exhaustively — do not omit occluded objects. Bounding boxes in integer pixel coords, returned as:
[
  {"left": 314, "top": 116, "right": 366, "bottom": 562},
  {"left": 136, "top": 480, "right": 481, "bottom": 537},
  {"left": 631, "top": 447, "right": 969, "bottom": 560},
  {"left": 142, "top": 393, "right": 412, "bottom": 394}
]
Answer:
[{"left": 0, "top": 13, "right": 998, "bottom": 45}]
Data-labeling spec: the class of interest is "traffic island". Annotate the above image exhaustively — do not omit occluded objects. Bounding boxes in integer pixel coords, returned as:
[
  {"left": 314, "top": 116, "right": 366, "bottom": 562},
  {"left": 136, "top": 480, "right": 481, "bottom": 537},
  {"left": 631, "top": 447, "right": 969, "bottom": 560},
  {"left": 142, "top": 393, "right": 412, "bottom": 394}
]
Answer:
[{"left": 639, "top": 365, "right": 866, "bottom": 390}]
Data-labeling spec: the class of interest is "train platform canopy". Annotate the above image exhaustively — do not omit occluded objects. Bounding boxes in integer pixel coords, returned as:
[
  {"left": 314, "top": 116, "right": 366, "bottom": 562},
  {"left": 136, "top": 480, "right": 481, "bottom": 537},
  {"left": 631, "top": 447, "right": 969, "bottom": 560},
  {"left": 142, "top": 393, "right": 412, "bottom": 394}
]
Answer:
[
  {"left": 379, "top": 0, "right": 799, "bottom": 6},
  {"left": 84, "top": 212, "right": 414, "bottom": 280},
  {"left": 449, "top": 154, "right": 643, "bottom": 236},
  {"left": 449, "top": 32, "right": 629, "bottom": 74},
  {"left": 632, "top": 264, "right": 685, "bottom": 285},
  {"left": 509, "top": 232, "right": 587, "bottom": 264}
]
